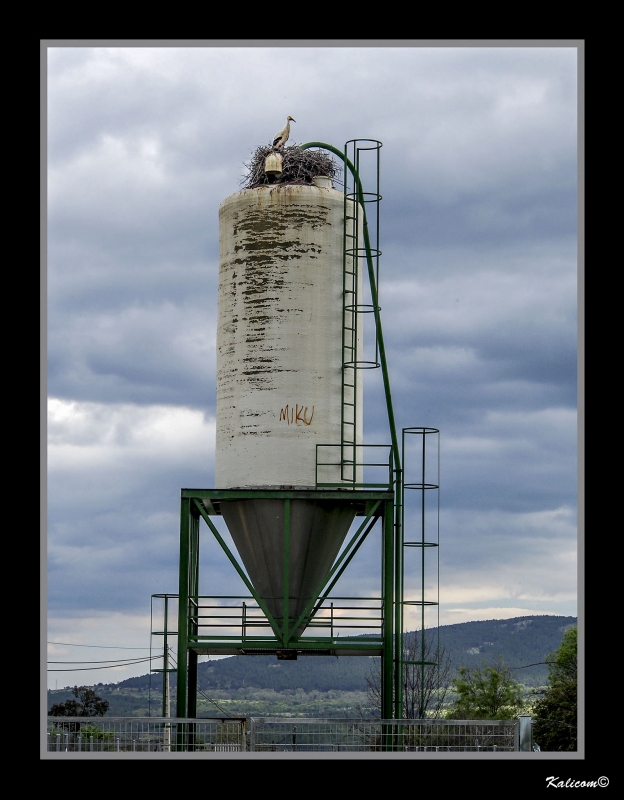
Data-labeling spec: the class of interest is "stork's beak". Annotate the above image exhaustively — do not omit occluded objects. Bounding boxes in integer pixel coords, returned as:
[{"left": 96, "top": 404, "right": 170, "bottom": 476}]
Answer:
[{"left": 290, "top": 117, "right": 296, "bottom": 122}]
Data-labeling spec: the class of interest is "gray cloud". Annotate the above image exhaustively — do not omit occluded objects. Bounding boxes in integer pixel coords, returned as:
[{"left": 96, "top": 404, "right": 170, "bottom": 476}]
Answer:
[{"left": 45, "top": 44, "right": 579, "bottom": 686}]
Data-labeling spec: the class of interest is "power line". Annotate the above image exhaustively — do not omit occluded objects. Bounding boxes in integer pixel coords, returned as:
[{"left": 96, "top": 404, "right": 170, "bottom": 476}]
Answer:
[
  {"left": 48, "top": 656, "right": 159, "bottom": 664},
  {"left": 197, "top": 686, "right": 232, "bottom": 717},
  {"left": 47, "top": 657, "right": 154, "bottom": 672},
  {"left": 48, "top": 641, "right": 151, "bottom": 650},
  {"left": 49, "top": 647, "right": 232, "bottom": 716},
  {"left": 167, "top": 653, "right": 231, "bottom": 717}
]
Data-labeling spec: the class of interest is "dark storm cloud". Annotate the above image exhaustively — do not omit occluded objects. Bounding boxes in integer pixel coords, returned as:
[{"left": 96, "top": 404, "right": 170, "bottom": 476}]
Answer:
[
  {"left": 382, "top": 182, "right": 577, "bottom": 249},
  {"left": 48, "top": 301, "right": 216, "bottom": 407},
  {"left": 45, "top": 46, "right": 579, "bottom": 680}
]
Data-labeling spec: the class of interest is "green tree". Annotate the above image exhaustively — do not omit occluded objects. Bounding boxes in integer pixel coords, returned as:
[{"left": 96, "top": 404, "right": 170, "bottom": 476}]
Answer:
[
  {"left": 48, "top": 685, "right": 109, "bottom": 718},
  {"left": 532, "top": 626, "right": 577, "bottom": 751},
  {"left": 446, "top": 657, "right": 525, "bottom": 720}
]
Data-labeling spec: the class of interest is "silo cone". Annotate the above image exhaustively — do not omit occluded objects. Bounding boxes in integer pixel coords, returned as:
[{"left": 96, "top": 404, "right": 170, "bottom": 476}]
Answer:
[
  {"left": 220, "top": 498, "right": 357, "bottom": 638},
  {"left": 216, "top": 183, "right": 363, "bottom": 640}
]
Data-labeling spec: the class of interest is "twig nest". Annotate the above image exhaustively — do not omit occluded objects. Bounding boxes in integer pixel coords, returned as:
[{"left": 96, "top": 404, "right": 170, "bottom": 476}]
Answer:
[{"left": 242, "top": 144, "right": 341, "bottom": 189}]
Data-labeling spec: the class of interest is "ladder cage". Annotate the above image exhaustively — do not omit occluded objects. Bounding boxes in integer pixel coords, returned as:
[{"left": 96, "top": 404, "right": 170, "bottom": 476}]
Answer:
[
  {"left": 340, "top": 139, "right": 383, "bottom": 483},
  {"left": 400, "top": 427, "right": 441, "bottom": 717}
]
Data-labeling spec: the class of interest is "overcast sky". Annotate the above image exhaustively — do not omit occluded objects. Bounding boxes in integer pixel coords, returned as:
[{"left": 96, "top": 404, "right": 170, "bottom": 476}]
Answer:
[{"left": 44, "top": 42, "right": 580, "bottom": 690}]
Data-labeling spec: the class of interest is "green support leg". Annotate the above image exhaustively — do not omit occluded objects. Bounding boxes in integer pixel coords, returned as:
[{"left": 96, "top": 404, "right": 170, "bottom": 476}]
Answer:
[
  {"left": 381, "top": 498, "right": 395, "bottom": 721},
  {"left": 188, "top": 504, "right": 199, "bottom": 722},
  {"left": 394, "top": 469, "right": 404, "bottom": 720},
  {"left": 189, "top": 505, "right": 200, "bottom": 721},
  {"left": 176, "top": 499, "right": 200, "bottom": 750},
  {"left": 176, "top": 496, "right": 192, "bottom": 750},
  {"left": 176, "top": 496, "right": 191, "bottom": 720},
  {"left": 283, "top": 498, "right": 290, "bottom": 647},
  {"left": 187, "top": 651, "right": 198, "bottom": 750}
]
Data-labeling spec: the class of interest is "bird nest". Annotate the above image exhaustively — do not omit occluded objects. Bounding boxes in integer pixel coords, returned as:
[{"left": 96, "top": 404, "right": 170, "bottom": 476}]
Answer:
[{"left": 241, "top": 144, "right": 341, "bottom": 189}]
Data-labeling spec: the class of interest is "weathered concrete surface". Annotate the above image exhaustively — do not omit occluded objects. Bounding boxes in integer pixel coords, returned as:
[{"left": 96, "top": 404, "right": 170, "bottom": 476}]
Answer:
[{"left": 216, "top": 184, "right": 362, "bottom": 488}]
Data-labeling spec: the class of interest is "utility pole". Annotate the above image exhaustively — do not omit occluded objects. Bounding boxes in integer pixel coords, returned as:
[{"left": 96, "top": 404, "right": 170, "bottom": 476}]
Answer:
[
  {"left": 161, "top": 595, "right": 172, "bottom": 749},
  {"left": 163, "top": 643, "right": 171, "bottom": 751}
]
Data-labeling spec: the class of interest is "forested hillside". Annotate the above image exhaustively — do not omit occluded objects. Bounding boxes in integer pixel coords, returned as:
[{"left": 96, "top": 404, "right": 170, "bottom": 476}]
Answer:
[{"left": 47, "top": 615, "right": 576, "bottom": 717}]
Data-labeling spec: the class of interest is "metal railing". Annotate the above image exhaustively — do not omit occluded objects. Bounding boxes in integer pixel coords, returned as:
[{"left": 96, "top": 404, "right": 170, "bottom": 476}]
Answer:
[
  {"left": 189, "top": 595, "right": 384, "bottom": 643},
  {"left": 249, "top": 717, "right": 516, "bottom": 752},
  {"left": 46, "top": 717, "right": 246, "bottom": 752},
  {"left": 315, "top": 443, "right": 394, "bottom": 489},
  {"left": 47, "top": 716, "right": 525, "bottom": 753}
]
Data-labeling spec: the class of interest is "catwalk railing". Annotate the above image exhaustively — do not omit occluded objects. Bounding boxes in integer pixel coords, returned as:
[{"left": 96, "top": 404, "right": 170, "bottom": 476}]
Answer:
[{"left": 189, "top": 595, "right": 384, "bottom": 644}]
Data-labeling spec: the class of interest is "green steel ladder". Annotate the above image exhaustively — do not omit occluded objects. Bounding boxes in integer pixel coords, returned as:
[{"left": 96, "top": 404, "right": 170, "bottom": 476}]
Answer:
[
  {"left": 341, "top": 188, "right": 361, "bottom": 483},
  {"left": 303, "top": 140, "right": 387, "bottom": 489},
  {"left": 342, "top": 141, "right": 382, "bottom": 484}
]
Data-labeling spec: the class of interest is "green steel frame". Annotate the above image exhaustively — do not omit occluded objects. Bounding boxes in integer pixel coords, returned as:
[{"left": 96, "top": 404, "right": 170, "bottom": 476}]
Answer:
[
  {"left": 175, "top": 487, "right": 396, "bottom": 719},
  {"left": 162, "top": 140, "right": 439, "bottom": 725}
]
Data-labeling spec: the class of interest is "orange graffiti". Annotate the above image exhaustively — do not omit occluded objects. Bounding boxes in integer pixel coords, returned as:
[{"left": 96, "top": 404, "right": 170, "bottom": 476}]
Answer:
[{"left": 278, "top": 404, "right": 315, "bottom": 425}]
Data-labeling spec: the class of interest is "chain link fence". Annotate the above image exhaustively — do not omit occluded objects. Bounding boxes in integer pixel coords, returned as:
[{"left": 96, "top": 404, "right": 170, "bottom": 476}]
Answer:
[
  {"left": 46, "top": 718, "right": 246, "bottom": 752},
  {"left": 249, "top": 718, "right": 516, "bottom": 752},
  {"left": 47, "top": 716, "right": 525, "bottom": 753}
]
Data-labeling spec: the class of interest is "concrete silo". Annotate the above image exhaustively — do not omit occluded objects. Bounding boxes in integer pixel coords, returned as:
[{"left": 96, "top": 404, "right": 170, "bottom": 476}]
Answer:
[
  {"left": 215, "top": 182, "right": 363, "bottom": 634},
  {"left": 161, "top": 140, "right": 441, "bottom": 724},
  {"left": 216, "top": 182, "right": 363, "bottom": 489}
]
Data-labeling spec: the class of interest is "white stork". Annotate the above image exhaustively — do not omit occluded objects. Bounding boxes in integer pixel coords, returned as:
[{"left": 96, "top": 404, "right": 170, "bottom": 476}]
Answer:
[{"left": 272, "top": 116, "right": 296, "bottom": 148}]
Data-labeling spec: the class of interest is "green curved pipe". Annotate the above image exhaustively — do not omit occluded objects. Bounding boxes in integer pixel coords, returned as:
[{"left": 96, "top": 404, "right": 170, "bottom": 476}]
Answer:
[
  {"left": 302, "top": 141, "right": 405, "bottom": 718},
  {"left": 300, "top": 141, "right": 401, "bottom": 473}
]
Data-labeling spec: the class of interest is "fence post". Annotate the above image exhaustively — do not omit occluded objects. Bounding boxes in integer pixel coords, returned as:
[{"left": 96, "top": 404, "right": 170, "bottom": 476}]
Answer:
[
  {"left": 56, "top": 733, "right": 61, "bottom": 752},
  {"left": 516, "top": 715, "right": 533, "bottom": 751}
]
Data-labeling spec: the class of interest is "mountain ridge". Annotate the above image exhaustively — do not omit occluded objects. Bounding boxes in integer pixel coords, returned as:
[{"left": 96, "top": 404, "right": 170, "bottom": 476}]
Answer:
[{"left": 47, "top": 615, "right": 577, "bottom": 717}]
